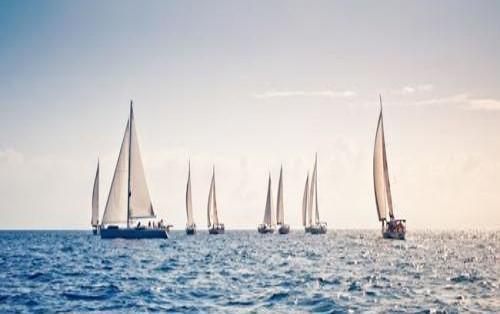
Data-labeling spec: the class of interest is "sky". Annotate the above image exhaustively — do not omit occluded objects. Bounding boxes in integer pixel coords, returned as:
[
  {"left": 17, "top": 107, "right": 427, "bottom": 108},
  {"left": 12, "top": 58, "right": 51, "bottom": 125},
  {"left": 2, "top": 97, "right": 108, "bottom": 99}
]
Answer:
[{"left": 0, "top": 0, "right": 499, "bottom": 230}]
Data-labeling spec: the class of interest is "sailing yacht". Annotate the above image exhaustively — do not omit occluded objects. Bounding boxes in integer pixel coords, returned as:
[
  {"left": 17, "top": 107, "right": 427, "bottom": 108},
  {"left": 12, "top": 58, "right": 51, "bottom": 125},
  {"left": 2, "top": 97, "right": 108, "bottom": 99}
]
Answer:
[
  {"left": 91, "top": 160, "right": 100, "bottom": 235},
  {"left": 100, "top": 102, "right": 168, "bottom": 239},
  {"left": 302, "top": 173, "right": 310, "bottom": 233},
  {"left": 305, "top": 154, "right": 327, "bottom": 234},
  {"left": 258, "top": 174, "right": 276, "bottom": 234},
  {"left": 185, "top": 161, "right": 196, "bottom": 235},
  {"left": 276, "top": 166, "right": 289, "bottom": 234},
  {"left": 207, "top": 167, "right": 225, "bottom": 234},
  {"left": 373, "top": 96, "right": 406, "bottom": 240}
]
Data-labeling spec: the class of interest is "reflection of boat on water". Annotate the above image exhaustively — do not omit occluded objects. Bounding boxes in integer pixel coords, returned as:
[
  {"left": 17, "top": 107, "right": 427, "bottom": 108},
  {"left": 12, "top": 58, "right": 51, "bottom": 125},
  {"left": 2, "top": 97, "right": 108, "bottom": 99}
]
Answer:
[
  {"left": 185, "top": 161, "right": 196, "bottom": 235},
  {"left": 91, "top": 160, "right": 100, "bottom": 235},
  {"left": 258, "top": 174, "right": 275, "bottom": 234},
  {"left": 373, "top": 96, "right": 406, "bottom": 240},
  {"left": 100, "top": 102, "right": 168, "bottom": 239},
  {"left": 304, "top": 154, "right": 327, "bottom": 234},
  {"left": 276, "top": 166, "right": 289, "bottom": 234},
  {"left": 207, "top": 167, "right": 225, "bottom": 234}
]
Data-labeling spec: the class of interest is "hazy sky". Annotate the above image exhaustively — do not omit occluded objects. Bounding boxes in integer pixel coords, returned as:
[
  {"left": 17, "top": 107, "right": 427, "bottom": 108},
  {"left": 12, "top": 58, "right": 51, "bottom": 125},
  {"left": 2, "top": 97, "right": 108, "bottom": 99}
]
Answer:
[{"left": 1, "top": 1, "right": 499, "bottom": 230}]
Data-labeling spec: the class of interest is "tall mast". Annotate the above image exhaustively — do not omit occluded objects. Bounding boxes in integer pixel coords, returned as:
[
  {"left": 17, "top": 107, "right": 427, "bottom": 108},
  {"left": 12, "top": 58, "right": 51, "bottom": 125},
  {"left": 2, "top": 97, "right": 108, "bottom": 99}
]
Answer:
[{"left": 127, "top": 100, "right": 133, "bottom": 228}]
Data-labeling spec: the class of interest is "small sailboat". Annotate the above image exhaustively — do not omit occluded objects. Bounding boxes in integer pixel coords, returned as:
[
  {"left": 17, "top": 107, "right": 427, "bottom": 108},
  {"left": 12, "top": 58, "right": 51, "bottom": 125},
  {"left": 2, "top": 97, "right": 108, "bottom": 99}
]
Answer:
[
  {"left": 373, "top": 96, "right": 406, "bottom": 240},
  {"left": 258, "top": 174, "right": 276, "bottom": 234},
  {"left": 276, "top": 166, "right": 289, "bottom": 234},
  {"left": 185, "top": 161, "right": 196, "bottom": 235},
  {"left": 207, "top": 167, "right": 224, "bottom": 234},
  {"left": 91, "top": 160, "right": 100, "bottom": 235},
  {"left": 302, "top": 173, "right": 311, "bottom": 233},
  {"left": 100, "top": 101, "right": 168, "bottom": 239},
  {"left": 305, "top": 154, "right": 327, "bottom": 234}
]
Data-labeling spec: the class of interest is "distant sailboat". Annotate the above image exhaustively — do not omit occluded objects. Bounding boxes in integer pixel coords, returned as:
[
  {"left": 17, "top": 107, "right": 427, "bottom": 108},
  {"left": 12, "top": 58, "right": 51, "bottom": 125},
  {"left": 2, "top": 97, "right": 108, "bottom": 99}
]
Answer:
[
  {"left": 305, "top": 154, "right": 327, "bottom": 234},
  {"left": 302, "top": 173, "right": 310, "bottom": 232},
  {"left": 373, "top": 96, "right": 406, "bottom": 240},
  {"left": 258, "top": 174, "right": 276, "bottom": 234},
  {"left": 100, "top": 101, "right": 168, "bottom": 239},
  {"left": 207, "top": 167, "right": 224, "bottom": 234},
  {"left": 276, "top": 166, "right": 289, "bottom": 234},
  {"left": 91, "top": 160, "right": 100, "bottom": 235},
  {"left": 185, "top": 161, "right": 196, "bottom": 235}
]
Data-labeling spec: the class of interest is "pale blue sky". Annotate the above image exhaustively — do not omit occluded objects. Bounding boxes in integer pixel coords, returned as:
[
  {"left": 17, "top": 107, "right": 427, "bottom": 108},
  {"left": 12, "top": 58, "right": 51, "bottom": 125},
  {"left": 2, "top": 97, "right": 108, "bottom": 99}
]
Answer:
[{"left": 1, "top": 1, "right": 499, "bottom": 229}]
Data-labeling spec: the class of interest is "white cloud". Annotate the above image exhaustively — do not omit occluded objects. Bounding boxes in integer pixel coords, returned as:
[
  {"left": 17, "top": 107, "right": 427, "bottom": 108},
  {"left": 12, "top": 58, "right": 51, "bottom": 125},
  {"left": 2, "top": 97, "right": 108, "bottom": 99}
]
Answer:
[
  {"left": 467, "top": 98, "right": 500, "bottom": 111},
  {"left": 395, "top": 84, "right": 434, "bottom": 95},
  {"left": 254, "top": 89, "right": 356, "bottom": 99},
  {"left": 0, "top": 148, "right": 24, "bottom": 164},
  {"left": 412, "top": 93, "right": 500, "bottom": 111},
  {"left": 414, "top": 93, "right": 469, "bottom": 106}
]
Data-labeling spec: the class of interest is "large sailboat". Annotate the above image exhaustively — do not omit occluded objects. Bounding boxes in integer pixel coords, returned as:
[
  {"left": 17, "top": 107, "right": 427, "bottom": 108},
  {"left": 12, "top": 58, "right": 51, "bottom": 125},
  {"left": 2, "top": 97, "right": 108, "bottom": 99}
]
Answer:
[
  {"left": 100, "top": 102, "right": 168, "bottom": 239},
  {"left": 258, "top": 174, "right": 276, "bottom": 234},
  {"left": 305, "top": 155, "right": 327, "bottom": 234},
  {"left": 373, "top": 96, "right": 406, "bottom": 240},
  {"left": 91, "top": 160, "right": 100, "bottom": 235},
  {"left": 276, "top": 166, "right": 289, "bottom": 234},
  {"left": 185, "top": 161, "right": 196, "bottom": 235},
  {"left": 207, "top": 167, "right": 224, "bottom": 234}
]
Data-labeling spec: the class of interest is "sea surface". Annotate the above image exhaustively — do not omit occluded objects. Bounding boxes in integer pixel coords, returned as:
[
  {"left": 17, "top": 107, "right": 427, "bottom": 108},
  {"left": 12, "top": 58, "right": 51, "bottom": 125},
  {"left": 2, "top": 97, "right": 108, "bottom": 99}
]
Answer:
[{"left": 0, "top": 230, "right": 498, "bottom": 313}]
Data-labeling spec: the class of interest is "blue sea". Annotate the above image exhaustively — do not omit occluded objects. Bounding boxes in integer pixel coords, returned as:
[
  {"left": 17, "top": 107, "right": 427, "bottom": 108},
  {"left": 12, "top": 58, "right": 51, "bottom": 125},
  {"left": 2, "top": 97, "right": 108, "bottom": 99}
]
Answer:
[{"left": 0, "top": 230, "right": 498, "bottom": 313}]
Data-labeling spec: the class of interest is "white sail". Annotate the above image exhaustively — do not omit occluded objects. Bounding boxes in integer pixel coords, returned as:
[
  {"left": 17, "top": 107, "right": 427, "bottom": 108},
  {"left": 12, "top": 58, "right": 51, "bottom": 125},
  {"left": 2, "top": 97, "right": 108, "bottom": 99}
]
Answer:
[
  {"left": 313, "top": 155, "right": 320, "bottom": 224},
  {"left": 263, "top": 175, "right": 275, "bottom": 226},
  {"left": 207, "top": 168, "right": 219, "bottom": 227},
  {"left": 128, "top": 106, "right": 155, "bottom": 219},
  {"left": 302, "top": 174, "right": 309, "bottom": 227},
  {"left": 276, "top": 166, "right": 284, "bottom": 225},
  {"left": 91, "top": 161, "right": 99, "bottom": 226},
  {"left": 373, "top": 103, "right": 394, "bottom": 221},
  {"left": 308, "top": 157, "right": 317, "bottom": 226},
  {"left": 186, "top": 161, "right": 194, "bottom": 226},
  {"left": 102, "top": 120, "right": 130, "bottom": 225}
]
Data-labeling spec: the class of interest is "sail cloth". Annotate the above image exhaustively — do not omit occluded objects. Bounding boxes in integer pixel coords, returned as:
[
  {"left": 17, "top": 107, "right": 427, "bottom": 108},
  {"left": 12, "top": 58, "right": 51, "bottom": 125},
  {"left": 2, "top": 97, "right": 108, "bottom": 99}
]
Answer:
[
  {"left": 263, "top": 175, "right": 275, "bottom": 226},
  {"left": 91, "top": 161, "right": 99, "bottom": 226},
  {"left": 302, "top": 174, "right": 309, "bottom": 227},
  {"left": 308, "top": 156, "right": 320, "bottom": 225},
  {"left": 373, "top": 107, "right": 394, "bottom": 221},
  {"left": 102, "top": 121, "right": 130, "bottom": 225},
  {"left": 276, "top": 166, "right": 284, "bottom": 225},
  {"left": 186, "top": 162, "right": 194, "bottom": 226},
  {"left": 207, "top": 168, "right": 219, "bottom": 227},
  {"left": 128, "top": 107, "right": 155, "bottom": 219}
]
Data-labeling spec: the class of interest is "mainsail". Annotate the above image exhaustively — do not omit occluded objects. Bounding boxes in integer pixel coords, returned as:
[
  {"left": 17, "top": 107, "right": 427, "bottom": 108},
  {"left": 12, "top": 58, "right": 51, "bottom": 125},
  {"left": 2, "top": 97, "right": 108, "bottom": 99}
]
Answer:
[
  {"left": 373, "top": 98, "right": 394, "bottom": 221},
  {"left": 302, "top": 174, "right": 309, "bottom": 227},
  {"left": 91, "top": 161, "right": 99, "bottom": 226},
  {"left": 276, "top": 166, "right": 284, "bottom": 225},
  {"left": 308, "top": 155, "right": 319, "bottom": 225},
  {"left": 263, "top": 174, "right": 275, "bottom": 226},
  {"left": 101, "top": 102, "right": 156, "bottom": 226},
  {"left": 186, "top": 161, "right": 194, "bottom": 226},
  {"left": 207, "top": 167, "right": 219, "bottom": 227}
]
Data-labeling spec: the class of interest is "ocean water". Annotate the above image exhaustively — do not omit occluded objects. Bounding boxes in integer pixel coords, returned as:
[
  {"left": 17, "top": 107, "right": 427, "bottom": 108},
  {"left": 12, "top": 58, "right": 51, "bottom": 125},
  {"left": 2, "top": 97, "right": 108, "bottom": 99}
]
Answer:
[{"left": 0, "top": 230, "right": 498, "bottom": 313}]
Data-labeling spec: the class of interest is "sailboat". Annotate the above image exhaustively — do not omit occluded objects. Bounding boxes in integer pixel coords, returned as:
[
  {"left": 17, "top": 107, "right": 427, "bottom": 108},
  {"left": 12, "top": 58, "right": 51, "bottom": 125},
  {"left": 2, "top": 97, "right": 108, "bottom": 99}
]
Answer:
[
  {"left": 276, "top": 166, "right": 289, "bottom": 234},
  {"left": 91, "top": 160, "right": 100, "bottom": 235},
  {"left": 100, "top": 101, "right": 168, "bottom": 239},
  {"left": 373, "top": 96, "right": 406, "bottom": 240},
  {"left": 207, "top": 167, "right": 224, "bottom": 234},
  {"left": 185, "top": 161, "right": 196, "bottom": 235},
  {"left": 302, "top": 173, "right": 310, "bottom": 233},
  {"left": 305, "top": 154, "right": 327, "bottom": 234},
  {"left": 258, "top": 174, "right": 276, "bottom": 234}
]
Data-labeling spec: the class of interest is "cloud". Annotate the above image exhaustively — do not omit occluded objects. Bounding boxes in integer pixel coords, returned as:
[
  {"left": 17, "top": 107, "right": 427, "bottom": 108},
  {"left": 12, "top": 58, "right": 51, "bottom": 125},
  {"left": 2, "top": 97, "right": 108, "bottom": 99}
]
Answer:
[
  {"left": 254, "top": 89, "right": 356, "bottom": 99},
  {"left": 0, "top": 149, "right": 24, "bottom": 164},
  {"left": 394, "top": 84, "right": 434, "bottom": 95},
  {"left": 412, "top": 93, "right": 500, "bottom": 111}
]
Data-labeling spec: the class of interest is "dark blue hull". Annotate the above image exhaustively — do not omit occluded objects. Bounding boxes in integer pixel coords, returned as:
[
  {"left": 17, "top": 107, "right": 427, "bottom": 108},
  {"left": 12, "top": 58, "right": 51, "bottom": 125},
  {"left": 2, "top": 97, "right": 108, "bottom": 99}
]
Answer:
[{"left": 100, "top": 228, "right": 168, "bottom": 239}]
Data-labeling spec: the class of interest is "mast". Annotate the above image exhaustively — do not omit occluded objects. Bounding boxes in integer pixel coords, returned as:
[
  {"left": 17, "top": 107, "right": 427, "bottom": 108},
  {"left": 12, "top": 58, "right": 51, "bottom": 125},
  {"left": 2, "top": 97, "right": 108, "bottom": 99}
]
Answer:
[{"left": 127, "top": 100, "right": 133, "bottom": 228}]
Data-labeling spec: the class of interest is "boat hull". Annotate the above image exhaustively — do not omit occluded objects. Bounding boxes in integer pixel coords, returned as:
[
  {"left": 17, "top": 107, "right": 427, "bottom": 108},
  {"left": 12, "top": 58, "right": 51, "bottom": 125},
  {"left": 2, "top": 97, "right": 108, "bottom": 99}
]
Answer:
[
  {"left": 92, "top": 228, "right": 98, "bottom": 236},
  {"left": 186, "top": 226, "right": 196, "bottom": 235},
  {"left": 310, "top": 225, "right": 327, "bottom": 234},
  {"left": 383, "top": 231, "right": 405, "bottom": 240},
  {"left": 100, "top": 227, "right": 168, "bottom": 239},
  {"left": 278, "top": 224, "right": 290, "bottom": 234},
  {"left": 258, "top": 225, "right": 275, "bottom": 234},
  {"left": 208, "top": 225, "right": 225, "bottom": 234}
]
